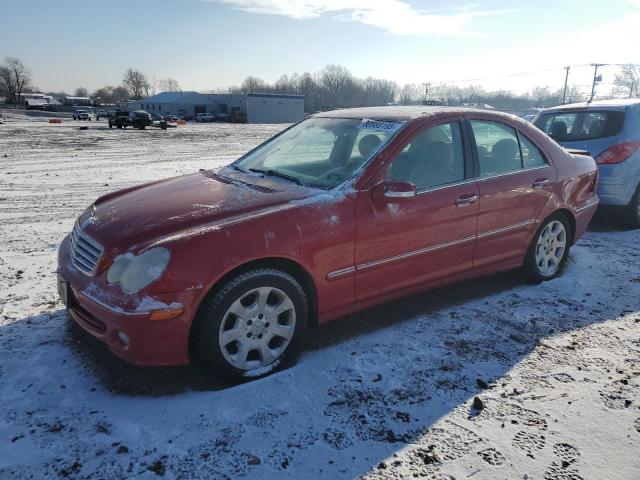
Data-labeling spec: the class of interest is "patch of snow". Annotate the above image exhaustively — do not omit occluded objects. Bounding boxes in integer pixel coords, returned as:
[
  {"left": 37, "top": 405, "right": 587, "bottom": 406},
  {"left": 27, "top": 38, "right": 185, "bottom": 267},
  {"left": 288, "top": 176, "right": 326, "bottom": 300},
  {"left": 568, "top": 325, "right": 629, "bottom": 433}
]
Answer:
[
  {"left": 134, "top": 296, "right": 182, "bottom": 313},
  {"left": 1, "top": 113, "right": 639, "bottom": 480}
]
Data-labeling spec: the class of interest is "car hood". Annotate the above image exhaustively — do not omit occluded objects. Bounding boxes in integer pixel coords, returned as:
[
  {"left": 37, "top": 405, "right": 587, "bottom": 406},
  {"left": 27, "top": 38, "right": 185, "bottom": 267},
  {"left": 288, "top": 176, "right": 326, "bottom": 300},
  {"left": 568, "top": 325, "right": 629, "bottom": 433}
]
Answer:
[{"left": 77, "top": 168, "right": 311, "bottom": 250}]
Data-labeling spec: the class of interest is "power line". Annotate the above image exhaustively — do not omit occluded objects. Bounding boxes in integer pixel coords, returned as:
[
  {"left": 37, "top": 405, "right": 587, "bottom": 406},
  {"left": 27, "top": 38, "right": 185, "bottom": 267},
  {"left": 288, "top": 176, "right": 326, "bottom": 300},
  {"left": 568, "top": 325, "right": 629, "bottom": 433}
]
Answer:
[{"left": 437, "top": 63, "right": 640, "bottom": 85}]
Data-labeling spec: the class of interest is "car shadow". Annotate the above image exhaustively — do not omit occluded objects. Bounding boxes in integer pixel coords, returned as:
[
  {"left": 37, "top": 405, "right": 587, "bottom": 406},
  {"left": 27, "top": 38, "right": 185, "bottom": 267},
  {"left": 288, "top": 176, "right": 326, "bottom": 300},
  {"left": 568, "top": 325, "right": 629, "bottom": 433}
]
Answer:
[
  {"left": 588, "top": 211, "right": 636, "bottom": 232},
  {"left": 56, "top": 268, "right": 523, "bottom": 397},
  {"left": 0, "top": 248, "right": 625, "bottom": 478}
]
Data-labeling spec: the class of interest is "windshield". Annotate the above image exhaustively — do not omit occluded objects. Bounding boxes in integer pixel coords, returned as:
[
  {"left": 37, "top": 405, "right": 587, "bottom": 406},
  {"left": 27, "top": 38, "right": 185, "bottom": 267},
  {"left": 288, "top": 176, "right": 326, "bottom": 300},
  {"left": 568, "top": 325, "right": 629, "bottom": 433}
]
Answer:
[
  {"left": 534, "top": 110, "right": 625, "bottom": 142},
  {"left": 235, "top": 117, "right": 404, "bottom": 188}
]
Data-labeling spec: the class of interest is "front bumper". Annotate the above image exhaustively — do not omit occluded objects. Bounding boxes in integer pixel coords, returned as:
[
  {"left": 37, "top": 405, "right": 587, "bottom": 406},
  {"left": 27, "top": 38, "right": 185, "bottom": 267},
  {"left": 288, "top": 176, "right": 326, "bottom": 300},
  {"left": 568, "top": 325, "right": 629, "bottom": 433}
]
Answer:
[{"left": 58, "top": 235, "right": 201, "bottom": 366}]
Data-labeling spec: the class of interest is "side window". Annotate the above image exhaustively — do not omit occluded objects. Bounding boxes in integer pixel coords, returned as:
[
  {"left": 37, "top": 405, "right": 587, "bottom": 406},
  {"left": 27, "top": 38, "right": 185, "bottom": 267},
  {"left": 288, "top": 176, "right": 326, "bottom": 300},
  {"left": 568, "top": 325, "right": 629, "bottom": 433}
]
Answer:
[
  {"left": 470, "top": 121, "right": 522, "bottom": 177},
  {"left": 387, "top": 122, "right": 465, "bottom": 191},
  {"left": 519, "top": 134, "right": 548, "bottom": 168}
]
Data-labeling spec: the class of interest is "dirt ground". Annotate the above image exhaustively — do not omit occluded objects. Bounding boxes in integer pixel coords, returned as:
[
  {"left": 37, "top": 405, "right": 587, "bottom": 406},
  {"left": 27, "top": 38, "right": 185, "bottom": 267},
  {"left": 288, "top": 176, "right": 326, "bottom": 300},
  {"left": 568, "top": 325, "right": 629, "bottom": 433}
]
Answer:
[{"left": 1, "top": 113, "right": 639, "bottom": 479}]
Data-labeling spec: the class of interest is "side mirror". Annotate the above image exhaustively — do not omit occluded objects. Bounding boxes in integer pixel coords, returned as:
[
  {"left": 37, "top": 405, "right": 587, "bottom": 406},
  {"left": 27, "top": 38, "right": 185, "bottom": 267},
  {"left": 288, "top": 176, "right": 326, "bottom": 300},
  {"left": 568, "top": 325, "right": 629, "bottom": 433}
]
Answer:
[{"left": 371, "top": 181, "right": 417, "bottom": 203}]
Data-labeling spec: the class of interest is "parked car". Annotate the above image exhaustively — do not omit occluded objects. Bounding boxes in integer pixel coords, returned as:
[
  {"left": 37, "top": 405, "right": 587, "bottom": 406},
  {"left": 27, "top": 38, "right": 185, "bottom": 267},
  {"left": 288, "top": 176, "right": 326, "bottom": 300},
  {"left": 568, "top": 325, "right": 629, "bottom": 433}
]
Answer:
[
  {"left": 108, "top": 110, "right": 153, "bottom": 129},
  {"left": 162, "top": 115, "right": 179, "bottom": 123},
  {"left": 151, "top": 113, "right": 164, "bottom": 121},
  {"left": 57, "top": 107, "right": 598, "bottom": 382},
  {"left": 195, "top": 112, "right": 216, "bottom": 123},
  {"left": 534, "top": 99, "right": 640, "bottom": 226},
  {"left": 73, "top": 109, "right": 91, "bottom": 121}
]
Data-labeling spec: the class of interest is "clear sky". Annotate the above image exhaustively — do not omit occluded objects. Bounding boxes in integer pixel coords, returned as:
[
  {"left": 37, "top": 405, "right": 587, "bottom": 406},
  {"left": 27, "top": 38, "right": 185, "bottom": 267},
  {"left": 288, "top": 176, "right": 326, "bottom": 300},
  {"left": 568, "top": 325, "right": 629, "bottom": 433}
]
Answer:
[{"left": 3, "top": 0, "right": 640, "bottom": 95}]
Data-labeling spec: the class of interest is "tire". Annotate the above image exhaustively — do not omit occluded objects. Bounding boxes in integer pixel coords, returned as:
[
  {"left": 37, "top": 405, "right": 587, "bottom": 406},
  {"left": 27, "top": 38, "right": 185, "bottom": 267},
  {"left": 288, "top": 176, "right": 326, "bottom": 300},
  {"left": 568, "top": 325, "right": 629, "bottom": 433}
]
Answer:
[
  {"left": 192, "top": 268, "right": 308, "bottom": 382},
  {"left": 523, "top": 213, "right": 572, "bottom": 282},
  {"left": 109, "top": 122, "right": 113, "bottom": 129},
  {"left": 623, "top": 184, "right": 640, "bottom": 228}
]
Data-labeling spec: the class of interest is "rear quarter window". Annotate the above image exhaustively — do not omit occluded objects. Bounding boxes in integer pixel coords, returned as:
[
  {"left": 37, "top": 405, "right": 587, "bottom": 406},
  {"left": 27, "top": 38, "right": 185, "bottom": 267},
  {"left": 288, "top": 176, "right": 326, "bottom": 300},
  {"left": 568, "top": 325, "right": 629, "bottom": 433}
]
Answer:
[{"left": 534, "top": 110, "right": 625, "bottom": 141}]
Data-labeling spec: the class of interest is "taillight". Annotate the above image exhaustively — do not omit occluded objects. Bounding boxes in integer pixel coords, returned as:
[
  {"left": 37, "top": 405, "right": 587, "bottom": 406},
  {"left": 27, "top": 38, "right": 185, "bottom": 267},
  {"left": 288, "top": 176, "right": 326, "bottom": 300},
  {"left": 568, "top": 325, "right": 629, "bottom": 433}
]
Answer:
[{"left": 594, "top": 141, "right": 640, "bottom": 164}]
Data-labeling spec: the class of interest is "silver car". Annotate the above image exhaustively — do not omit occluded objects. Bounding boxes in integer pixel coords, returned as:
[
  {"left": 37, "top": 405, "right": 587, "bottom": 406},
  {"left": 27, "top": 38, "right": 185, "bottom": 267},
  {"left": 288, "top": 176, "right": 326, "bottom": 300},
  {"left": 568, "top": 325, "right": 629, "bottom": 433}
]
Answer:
[{"left": 534, "top": 99, "right": 640, "bottom": 226}]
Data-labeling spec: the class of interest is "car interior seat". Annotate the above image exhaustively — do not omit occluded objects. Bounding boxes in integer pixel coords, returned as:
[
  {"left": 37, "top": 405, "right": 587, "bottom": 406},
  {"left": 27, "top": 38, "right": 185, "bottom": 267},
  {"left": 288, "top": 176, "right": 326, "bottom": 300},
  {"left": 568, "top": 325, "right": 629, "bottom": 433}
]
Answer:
[
  {"left": 488, "top": 138, "right": 520, "bottom": 174},
  {"left": 347, "top": 134, "right": 382, "bottom": 171},
  {"left": 549, "top": 121, "right": 568, "bottom": 138}
]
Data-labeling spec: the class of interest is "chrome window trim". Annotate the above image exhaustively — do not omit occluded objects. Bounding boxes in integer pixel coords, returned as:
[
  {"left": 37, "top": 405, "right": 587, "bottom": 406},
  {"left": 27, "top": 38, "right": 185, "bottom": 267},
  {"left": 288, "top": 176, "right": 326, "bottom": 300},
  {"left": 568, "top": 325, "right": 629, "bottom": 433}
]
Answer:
[
  {"left": 476, "top": 165, "right": 549, "bottom": 183},
  {"left": 411, "top": 165, "right": 550, "bottom": 196},
  {"left": 416, "top": 178, "right": 476, "bottom": 195}
]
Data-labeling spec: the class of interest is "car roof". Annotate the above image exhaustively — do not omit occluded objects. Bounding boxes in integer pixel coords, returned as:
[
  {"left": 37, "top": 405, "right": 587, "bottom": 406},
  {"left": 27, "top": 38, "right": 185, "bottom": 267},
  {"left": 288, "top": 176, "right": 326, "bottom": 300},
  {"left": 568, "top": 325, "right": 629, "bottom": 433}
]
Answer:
[
  {"left": 312, "top": 105, "right": 507, "bottom": 122},
  {"left": 539, "top": 98, "right": 640, "bottom": 113}
]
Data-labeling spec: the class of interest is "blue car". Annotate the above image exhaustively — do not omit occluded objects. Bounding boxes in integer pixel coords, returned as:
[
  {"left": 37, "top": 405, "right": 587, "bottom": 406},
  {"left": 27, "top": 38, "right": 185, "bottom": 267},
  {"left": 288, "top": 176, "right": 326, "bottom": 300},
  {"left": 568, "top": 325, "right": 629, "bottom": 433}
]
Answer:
[{"left": 534, "top": 99, "right": 640, "bottom": 227}]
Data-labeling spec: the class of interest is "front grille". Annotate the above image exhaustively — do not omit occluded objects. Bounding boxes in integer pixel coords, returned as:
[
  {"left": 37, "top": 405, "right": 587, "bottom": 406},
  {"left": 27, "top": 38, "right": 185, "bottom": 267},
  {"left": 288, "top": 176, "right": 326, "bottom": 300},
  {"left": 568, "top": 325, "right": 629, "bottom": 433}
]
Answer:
[{"left": 70, "top": 224, "right": 103, "bottom": 275}]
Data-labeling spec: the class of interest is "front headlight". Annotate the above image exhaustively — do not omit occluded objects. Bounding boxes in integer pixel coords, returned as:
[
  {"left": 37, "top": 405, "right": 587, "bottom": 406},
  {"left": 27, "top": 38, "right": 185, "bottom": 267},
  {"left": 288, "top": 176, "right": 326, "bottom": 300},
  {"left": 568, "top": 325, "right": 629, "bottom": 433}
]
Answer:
[{"left": 107, "top": 247, "right": 170, "bottom": 294}]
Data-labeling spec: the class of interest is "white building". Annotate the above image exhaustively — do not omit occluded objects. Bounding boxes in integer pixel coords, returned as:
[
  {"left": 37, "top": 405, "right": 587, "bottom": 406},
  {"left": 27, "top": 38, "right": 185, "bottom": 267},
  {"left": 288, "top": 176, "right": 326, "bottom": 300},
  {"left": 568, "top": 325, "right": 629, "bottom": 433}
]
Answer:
[
  {"left": 139, "top": 91, "right": 215, "bottom": 119},
  {"left": 139, "top": 91, "right": 305, "bottom": 123}
]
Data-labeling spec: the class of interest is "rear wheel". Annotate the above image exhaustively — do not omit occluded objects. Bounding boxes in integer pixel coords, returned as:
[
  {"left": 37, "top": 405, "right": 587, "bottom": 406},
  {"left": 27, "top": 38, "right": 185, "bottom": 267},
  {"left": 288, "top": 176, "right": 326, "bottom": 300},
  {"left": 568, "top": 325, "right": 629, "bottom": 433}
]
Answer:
[
  {"left": 623, "top": 184, "right": 640, "bottom": 228},
  {"left": 193, "top": 268, "right": 308, "bottom": 382},
  {"left": 523, "top": 213, "right": 571, "bottom": 282}
]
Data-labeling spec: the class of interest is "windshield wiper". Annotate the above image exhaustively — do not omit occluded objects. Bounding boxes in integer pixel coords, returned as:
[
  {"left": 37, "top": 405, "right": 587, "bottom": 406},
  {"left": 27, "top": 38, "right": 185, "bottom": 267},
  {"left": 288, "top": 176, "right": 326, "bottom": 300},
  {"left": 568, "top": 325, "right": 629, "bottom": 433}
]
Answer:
[
  {"left": 248, "top": 168, "right": 302, "bottom": 186},
  {"left": 230, "top": 165, "right": 246, "bottom": 173}
]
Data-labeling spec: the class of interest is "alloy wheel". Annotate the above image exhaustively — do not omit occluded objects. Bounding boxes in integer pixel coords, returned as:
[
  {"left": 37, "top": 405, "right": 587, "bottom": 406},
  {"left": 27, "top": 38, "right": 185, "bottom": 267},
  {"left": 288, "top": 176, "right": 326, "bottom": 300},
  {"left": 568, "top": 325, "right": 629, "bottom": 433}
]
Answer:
[
  {"left": 218, "top": 286, "right": 296, "bottom": 370},
  {"left": 535, "top": 220, "right": 567, "bottom": 276}
]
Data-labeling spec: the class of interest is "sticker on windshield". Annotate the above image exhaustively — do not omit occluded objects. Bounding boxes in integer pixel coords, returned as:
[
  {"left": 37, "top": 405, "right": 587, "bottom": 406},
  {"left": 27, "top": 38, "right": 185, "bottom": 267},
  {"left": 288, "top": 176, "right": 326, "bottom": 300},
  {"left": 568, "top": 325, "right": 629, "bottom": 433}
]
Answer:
[{"left": 357, "top": 119, "right": 404, "bottom": 133}]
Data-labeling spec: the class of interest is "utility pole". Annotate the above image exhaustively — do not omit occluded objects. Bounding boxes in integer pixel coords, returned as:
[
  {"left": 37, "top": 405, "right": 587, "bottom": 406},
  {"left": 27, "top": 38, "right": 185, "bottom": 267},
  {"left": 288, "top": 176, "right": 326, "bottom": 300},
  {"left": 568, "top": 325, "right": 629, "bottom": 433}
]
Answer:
[
  {"left": 589, "top": 64, "right": 604, "bottom": 102},
  {"left": 562, "top": 66, "right": 570, "bottom": 104},
  {"left": 423, "top": 82, "right": 431, "bottom": 104}
]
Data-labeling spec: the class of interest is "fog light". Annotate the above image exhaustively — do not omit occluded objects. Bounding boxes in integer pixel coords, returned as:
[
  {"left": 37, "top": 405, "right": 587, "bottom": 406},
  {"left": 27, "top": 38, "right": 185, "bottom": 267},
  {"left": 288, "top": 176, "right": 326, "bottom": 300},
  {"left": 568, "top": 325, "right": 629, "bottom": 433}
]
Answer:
[{"left": 117, "top": 331, "right": 130, "bottom": 346}]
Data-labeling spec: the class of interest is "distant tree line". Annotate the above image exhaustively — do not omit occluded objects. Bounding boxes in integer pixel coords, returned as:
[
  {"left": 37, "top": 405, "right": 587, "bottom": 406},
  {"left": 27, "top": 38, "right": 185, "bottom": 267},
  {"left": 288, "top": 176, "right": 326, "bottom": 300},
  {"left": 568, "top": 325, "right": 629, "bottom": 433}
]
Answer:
[
  {"left": 225, "top": 65, "right": 640, "bottom": 110},
  {"left": 2, "top": 56, "right": 640, "bottom": 113}
]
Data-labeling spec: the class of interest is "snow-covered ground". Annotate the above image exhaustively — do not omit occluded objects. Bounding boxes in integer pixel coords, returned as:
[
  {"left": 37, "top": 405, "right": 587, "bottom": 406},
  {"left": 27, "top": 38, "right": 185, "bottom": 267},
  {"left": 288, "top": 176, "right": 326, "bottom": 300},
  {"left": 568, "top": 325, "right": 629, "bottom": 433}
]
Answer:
[{"left": 1, "top": 114, "right": 639, "bottom": 479}]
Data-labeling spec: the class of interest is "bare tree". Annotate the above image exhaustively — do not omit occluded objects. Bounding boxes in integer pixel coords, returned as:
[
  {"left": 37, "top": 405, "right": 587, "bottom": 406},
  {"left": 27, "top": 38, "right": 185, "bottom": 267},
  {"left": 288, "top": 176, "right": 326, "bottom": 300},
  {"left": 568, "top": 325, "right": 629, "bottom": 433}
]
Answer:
[
  {"left": 613, "top": 64, "right": 640, "bottom": 99},
  {"left": 93, "top": 85, "right": 130, "bottom": 105},
  {"left": 0, "top": 57, "right": 31, "bottom": 104},
  {"left": 531, "top": 86, "right": 553, "bottom": 108},
  {"left": 240, "top": 76, "right": 268, "bottom": 93},
  {"left": 319, "top": 64, "right": 356, "bottom": 107},
  {"left": 146, "top": 76, "right": 158, "bottom": 98},
  {"left": 398, "top": 84, "right": 424, "bottom": 105},
  {"left": 122, "top": 68, "right": 150, "bottom": 100},
  {"left": 74, "top": 87, "right": 89, "bottom": 97},
  {"left": 159, "top": 77, "right": 180, "bottom": 92},
  {"left": 273, "top": 74, "right": 299, "bottom": 94}
]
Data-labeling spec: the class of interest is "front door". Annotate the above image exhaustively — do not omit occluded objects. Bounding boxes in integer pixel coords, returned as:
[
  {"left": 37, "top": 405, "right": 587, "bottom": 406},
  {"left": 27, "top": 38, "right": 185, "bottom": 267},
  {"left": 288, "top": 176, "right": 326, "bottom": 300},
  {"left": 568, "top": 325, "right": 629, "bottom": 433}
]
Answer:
[
  {"left": 355, "top": 119, "right": 479, "bottom": 300},
  {"left": 467, "top": 117, "right": 556, "bottom": 268}
]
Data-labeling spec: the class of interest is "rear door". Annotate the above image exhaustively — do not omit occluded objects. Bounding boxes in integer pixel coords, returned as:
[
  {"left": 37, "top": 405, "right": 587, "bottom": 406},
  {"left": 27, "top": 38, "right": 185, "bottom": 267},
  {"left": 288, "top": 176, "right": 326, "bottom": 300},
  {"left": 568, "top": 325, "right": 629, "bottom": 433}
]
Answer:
[
  {"left": 354, "top": 118, "right": 479, "bottom": 300},
  {"left": 467, "top": 116, "right": 557, "bottom": 268}
]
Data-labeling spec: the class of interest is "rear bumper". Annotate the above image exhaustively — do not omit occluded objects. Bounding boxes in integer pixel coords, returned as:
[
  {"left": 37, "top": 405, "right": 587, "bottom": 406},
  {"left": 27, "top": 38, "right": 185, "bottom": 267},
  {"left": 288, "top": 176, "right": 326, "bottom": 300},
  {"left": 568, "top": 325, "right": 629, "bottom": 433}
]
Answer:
[
  {"left": 57, "top": 235, "right": 197, "bottom": 366},
  {"left": 597, "top": 162, "right": 640, "bottom": 206},
  {"left": 573, "top": 196, "right": 599, "bottom": 242}
]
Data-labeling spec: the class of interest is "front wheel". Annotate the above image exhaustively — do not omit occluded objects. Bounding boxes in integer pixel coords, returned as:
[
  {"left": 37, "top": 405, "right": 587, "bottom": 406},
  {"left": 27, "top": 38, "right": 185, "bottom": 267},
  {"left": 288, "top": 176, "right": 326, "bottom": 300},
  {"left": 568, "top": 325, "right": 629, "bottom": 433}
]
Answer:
[
  {"left": 523, "top": 213, "right": 572, "bottom": 282},
  {"left": 192, "top": 269, "right": 308, "bottom": 382}
]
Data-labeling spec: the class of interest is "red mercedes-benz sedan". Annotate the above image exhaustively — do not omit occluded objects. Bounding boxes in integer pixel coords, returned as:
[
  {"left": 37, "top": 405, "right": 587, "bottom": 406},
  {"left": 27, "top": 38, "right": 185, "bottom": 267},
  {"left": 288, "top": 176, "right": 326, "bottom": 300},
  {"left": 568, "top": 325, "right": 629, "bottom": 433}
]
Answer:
[{"left": 57, "top": 107, "right": 599, "bottom": 381}]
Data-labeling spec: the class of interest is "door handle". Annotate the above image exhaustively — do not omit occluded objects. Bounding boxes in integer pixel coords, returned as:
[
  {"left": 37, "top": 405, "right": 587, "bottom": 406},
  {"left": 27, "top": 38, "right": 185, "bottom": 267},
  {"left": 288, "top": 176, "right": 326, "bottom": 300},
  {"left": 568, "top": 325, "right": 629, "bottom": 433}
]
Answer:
[
  {"left": 455, "top": 194, "right": 478, "bottom": 207},
  {"left": 532, "top": 178, "right": 549, "bottom": 189}
]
